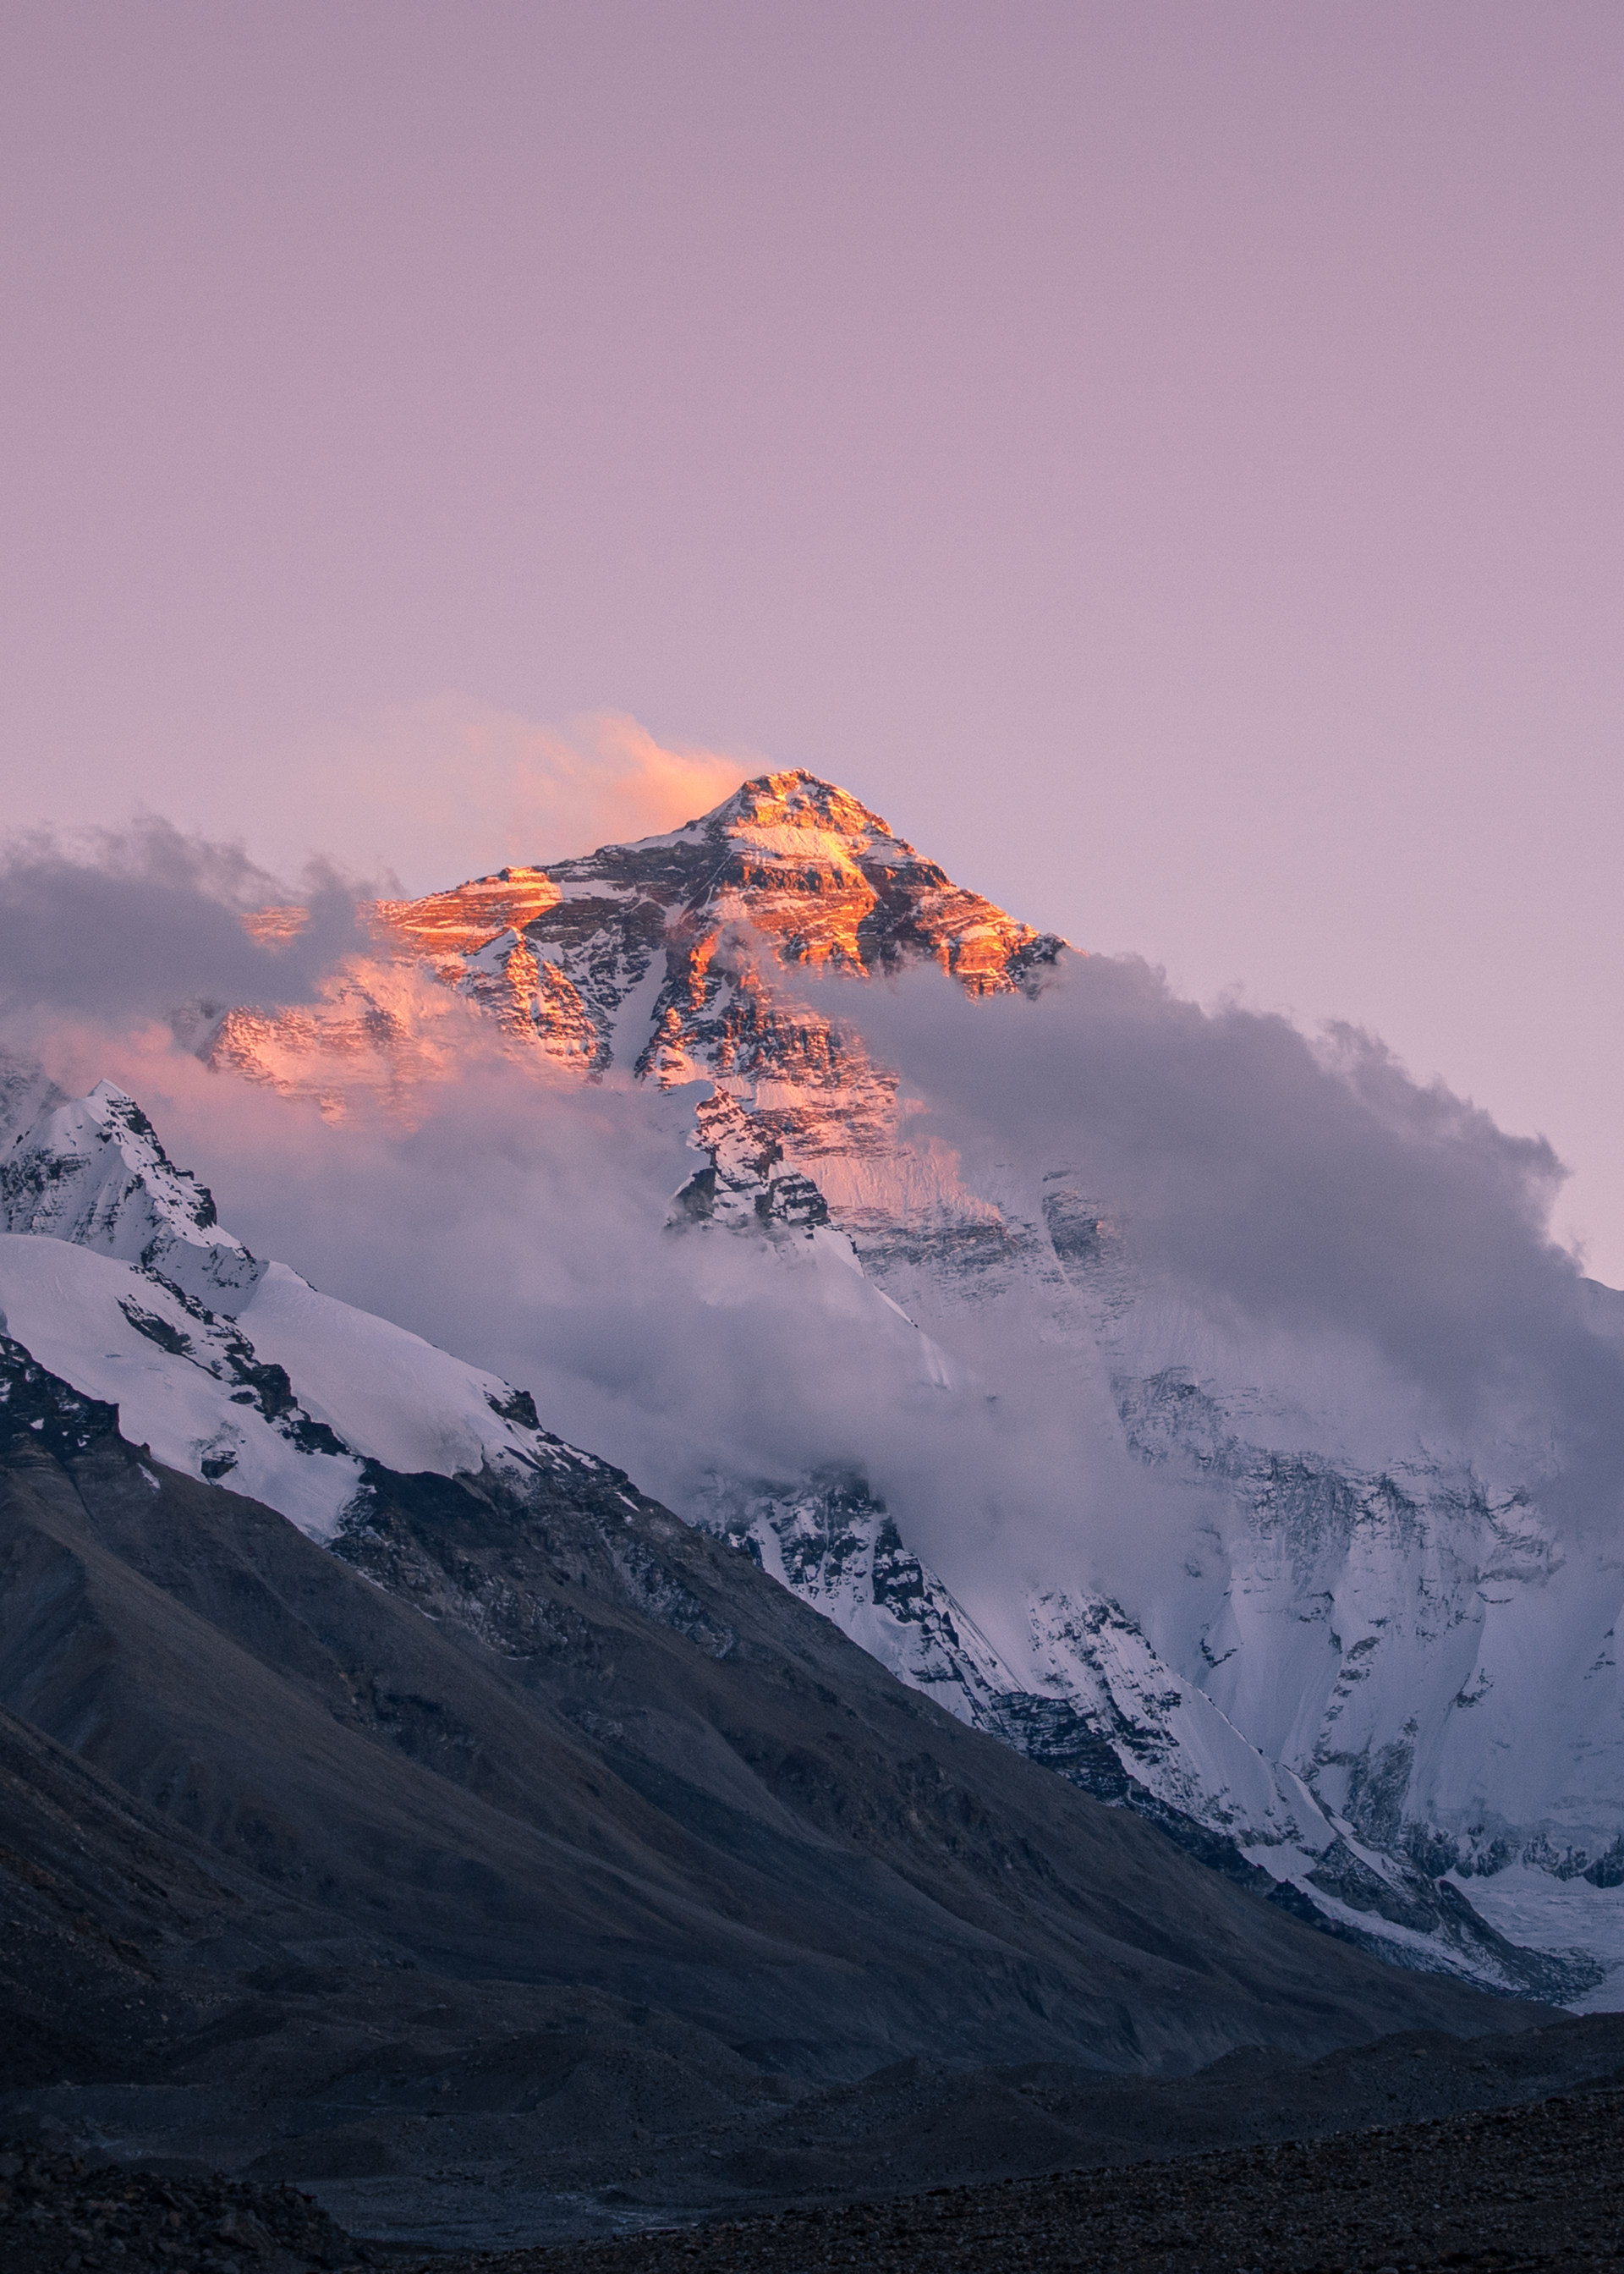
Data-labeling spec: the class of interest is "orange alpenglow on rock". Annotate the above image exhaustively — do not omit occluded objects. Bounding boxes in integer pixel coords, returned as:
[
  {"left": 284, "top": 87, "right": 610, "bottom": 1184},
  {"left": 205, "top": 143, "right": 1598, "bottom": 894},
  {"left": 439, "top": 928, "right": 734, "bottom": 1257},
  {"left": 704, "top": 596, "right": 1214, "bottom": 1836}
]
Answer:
[
  {"left": 372, "top": 868, "right": 563, "bottom": 968},
  {"left": 205, "top": 772, "right": 1069, "bottom": 1121}
]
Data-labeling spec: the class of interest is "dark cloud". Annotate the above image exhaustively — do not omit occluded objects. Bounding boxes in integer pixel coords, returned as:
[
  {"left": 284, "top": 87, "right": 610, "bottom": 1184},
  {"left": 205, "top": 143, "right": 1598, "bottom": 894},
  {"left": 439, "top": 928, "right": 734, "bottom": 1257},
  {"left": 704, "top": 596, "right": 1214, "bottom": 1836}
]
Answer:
[{"left": 0, "top": 819, "right": 371, "bottom": 1020}]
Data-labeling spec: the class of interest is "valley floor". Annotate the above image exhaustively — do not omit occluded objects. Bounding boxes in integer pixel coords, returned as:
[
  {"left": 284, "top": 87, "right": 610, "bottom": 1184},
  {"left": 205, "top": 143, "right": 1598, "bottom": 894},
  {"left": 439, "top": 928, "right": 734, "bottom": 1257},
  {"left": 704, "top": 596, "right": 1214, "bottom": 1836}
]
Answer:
[
  {"left": 413, "top": 2084, "right": 1624, "bottom": 2274},
  {"left": 13, "top": 2026, "right": 1624, "bottom": 2271}
]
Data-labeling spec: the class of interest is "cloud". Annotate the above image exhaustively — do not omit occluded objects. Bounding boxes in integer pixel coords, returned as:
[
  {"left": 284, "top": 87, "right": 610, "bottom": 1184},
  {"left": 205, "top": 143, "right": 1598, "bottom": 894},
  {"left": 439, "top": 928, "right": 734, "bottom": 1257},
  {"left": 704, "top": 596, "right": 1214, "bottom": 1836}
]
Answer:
[
  {"left": 8, "top": 823, "right": 1622, "bottom": 1653},
  {"left": 816, "top": 953, "right": 1624, "bottom": 1534},
  {"left": 46, "top": 1021, "right": 967, "bottom": 1481},
  {"left": 0, "top": 819, "right": 368, "bottom": 1027},
  {"left": 0, "top": 979, "right": 1202, "bottom": 1665},
  {"left": 246, "top": 701, "right": 749, "bottom": 892}
]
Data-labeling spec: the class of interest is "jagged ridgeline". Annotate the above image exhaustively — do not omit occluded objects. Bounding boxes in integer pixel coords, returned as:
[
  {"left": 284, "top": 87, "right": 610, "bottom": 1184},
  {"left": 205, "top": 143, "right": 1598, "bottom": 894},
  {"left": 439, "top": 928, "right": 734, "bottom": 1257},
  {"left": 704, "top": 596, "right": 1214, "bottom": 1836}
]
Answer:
[{"left": 3, "top": 769, "right": 1621, "bottom": 2003}]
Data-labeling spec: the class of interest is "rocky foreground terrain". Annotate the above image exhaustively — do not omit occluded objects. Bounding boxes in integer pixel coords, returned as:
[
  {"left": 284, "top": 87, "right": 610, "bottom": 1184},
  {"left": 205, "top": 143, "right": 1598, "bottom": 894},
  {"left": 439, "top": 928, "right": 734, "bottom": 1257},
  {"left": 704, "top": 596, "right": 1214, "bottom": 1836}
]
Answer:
[
  {"left": 0, "top": 2145, "right": 359, "bottom": 2273},
  {"left": 426, "top": 2084, "right": 1624, "bottom": 2274},
  {"left": 10, "top": 2069, "right": 1624, "bottom": 2274}
]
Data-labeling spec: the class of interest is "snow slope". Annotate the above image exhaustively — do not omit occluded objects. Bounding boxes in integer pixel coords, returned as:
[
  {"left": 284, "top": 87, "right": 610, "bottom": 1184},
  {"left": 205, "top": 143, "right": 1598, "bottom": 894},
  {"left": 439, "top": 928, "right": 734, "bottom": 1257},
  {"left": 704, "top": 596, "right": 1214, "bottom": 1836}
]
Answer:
[
  {"left": 236, "top": 1262, "right": 564, "bottom": 1482},
  {"left": 0, "top": 1083, "right": 606, "bottom": 1542},
  {"left": 0, "top": 1234, "right": 365, "bottom": 1540}
]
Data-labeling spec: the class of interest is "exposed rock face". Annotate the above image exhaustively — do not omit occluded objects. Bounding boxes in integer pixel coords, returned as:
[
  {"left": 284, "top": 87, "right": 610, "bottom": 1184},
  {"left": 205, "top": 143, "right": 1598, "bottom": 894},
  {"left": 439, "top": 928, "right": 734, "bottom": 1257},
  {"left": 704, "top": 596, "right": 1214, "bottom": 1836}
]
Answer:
[
  {"left": 671, "top": 1091, "right": 834, "bottom": 1237},
  {"left": 206, "top": 772, "right": 1063, "bottom": 1134}
]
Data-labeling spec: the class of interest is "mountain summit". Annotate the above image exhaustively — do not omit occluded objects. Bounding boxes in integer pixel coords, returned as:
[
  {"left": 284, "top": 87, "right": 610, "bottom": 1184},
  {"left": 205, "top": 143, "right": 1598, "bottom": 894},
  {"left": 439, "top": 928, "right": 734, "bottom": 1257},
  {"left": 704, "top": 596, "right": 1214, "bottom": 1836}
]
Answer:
[
  {"left": 207, "top": 770, "right": 1065, "bottom": 1107},
  {"left": 395, "top": 767, "right": 1062, "bottom": 999}
]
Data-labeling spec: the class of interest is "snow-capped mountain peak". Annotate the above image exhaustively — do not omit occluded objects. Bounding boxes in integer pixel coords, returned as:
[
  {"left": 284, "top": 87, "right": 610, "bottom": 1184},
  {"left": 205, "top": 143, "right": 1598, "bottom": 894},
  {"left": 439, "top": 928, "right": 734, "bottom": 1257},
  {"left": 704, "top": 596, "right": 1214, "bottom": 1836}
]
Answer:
[
  {"left": 1, "top": 1078, "right": 265, "bottom": 1309},
  {"left": 205, "top": 770, "right": 1068, "bottom": 1105}
]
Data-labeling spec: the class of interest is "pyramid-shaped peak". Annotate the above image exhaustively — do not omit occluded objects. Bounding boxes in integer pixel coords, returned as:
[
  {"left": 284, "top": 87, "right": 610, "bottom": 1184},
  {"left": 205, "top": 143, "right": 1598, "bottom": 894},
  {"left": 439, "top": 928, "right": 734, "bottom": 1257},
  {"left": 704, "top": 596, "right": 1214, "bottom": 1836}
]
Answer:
[
  {"left": 700, "top": 771, "right": 908, "bottom": 851},
  {"left": 210, "top": 760, "right": 1069, "bottom": 1103}
]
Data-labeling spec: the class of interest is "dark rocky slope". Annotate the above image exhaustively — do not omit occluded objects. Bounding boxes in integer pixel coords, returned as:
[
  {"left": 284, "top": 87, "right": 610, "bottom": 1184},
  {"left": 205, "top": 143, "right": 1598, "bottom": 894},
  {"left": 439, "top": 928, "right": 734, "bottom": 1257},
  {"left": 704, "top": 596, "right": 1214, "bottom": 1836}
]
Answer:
[
  {"left": 0, "top": 2141, "right": 358, "bottom": 2274},
  {"left": 0, "top": 1332, "right": 1561, "bottom": 2245}
]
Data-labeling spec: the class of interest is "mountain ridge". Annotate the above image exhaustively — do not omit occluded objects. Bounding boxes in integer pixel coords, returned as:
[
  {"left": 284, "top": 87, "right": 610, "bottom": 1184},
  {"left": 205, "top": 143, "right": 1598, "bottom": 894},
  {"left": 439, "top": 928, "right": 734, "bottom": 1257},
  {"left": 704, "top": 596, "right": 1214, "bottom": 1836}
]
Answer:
[{"left": 7, "top": 768, "right": 1623, "bottom": 1999}]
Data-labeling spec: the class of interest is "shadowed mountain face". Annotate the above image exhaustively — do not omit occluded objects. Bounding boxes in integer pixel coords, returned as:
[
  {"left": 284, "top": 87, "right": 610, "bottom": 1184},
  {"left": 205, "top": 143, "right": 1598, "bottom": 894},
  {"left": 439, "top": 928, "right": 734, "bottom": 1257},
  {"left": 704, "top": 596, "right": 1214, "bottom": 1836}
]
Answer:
[{"left": 0, "top": 1334, "right": 1543, "bottom": 2151}]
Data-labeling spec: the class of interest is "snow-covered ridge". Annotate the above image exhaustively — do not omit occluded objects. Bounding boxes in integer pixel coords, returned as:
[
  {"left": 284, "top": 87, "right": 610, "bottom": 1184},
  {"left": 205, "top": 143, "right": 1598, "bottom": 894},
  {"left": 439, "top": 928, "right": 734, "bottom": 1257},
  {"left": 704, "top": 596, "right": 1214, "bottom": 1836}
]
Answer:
[
  {"left": 0, "top": 1074, "right": 605, "bottom": 1542},
  {"left": 3, "top": 1080, "right": 264, "bottom": 1308},
  {"left": 0, "top": 1236, "right": 365, "bottom": 1539}
]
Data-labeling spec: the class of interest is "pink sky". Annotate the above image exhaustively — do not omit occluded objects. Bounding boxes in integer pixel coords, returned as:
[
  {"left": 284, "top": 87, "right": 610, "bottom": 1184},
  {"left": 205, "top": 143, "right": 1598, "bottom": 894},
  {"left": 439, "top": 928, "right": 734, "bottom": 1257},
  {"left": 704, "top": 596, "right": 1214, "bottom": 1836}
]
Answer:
[{"left": 3, "top": 3, "right": 1621, "bottom": 1271}]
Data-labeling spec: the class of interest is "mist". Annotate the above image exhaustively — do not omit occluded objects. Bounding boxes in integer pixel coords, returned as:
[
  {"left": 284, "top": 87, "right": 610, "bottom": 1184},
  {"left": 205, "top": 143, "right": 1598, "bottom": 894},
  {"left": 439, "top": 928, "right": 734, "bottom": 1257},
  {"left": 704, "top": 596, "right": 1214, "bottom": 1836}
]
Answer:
[
  {"left": 74, "top": 1024, "right": 1133, "bottom": 1612},
  {"left": 6, "top": 827, "right": 1621, "bottom": 1656}
]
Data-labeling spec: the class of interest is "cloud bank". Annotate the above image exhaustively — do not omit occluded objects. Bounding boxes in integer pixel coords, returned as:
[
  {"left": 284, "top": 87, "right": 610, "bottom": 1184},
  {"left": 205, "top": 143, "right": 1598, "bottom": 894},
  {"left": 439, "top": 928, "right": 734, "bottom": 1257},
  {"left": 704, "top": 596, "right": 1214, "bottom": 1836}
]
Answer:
[
  {"left": 824, "top": 954, "right": 1624, "bottom": 1535},
  {"left": 0, "top": 820, "right": 367, "bottom": 1027},
  {"left": 4, "top": 816, "right": 1621, "bottom": 1643}
]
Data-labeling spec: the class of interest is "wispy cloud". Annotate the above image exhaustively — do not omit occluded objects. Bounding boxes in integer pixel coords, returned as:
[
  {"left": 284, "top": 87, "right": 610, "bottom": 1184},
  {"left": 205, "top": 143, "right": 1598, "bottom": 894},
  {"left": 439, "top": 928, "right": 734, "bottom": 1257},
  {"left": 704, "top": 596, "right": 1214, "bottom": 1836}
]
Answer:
[
  {"left": 247, "top": 701, "right": 749, "bottom": 890},
  {"left": 823, "top": 954, "right": 1624, "bottom": 1537}
]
